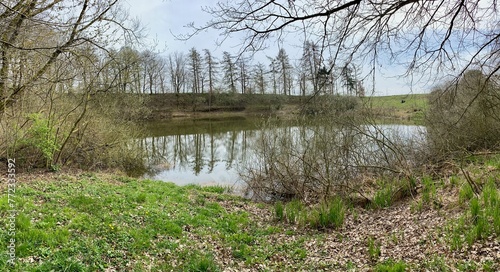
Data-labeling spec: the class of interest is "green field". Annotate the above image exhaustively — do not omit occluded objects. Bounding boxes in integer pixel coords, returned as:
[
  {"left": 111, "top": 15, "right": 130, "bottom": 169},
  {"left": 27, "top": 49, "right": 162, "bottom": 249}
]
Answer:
[{"left": 362, "top": 94, "right": 428, "bottom": 121}]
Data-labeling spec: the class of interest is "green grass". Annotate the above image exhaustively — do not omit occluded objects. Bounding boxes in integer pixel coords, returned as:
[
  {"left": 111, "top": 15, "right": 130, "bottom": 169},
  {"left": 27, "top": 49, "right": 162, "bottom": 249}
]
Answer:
[
  {"left": 446, "top": 179, "right": 500, "bottom": 251},
  {"left": 0, "top": 174, "right": 314, "bottom": 271},
  {"left": 367, "top": 236, "right": 381, "bottom": 262},
  {"left": 372, "top": 181, "right": 394, "bottom": 209},
  {"left": 274, "top": 197, "right": 346, "bottom": 229},
  {"left": 373, "top": 259, "right": 407, "bottom": 272},
  {"left": 363, "top": 94, "right": 428, "bottom": 121},
  {"left": 412, "top": 176, "right": 441, "bottom": 212},
  {"left": 365, "top": 94, "right": 428, "bottom": 111},
  {"left": 0, "top": 160, "right": 498, "bottom": 271},
  {"left": 309, "top": 197, "right": 346, "bottom": 229}
]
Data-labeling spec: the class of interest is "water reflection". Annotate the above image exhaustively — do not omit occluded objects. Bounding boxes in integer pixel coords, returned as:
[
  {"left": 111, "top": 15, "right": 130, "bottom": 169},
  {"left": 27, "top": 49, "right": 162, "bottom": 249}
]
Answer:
[
  {"left": 138, "top": 118, "right": 263, "bottom": 187},
  {"left": 137, "top": 117, "right": 426, "bottom": 189}
]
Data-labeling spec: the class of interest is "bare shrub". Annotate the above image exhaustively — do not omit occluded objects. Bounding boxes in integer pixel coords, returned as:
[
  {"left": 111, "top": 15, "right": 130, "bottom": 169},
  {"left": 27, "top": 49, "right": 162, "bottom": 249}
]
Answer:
[
  {"left": 427, "top": 70, "right": 500, "bottom": 157},
  {"left": 240, "top": 115, "right": 427, "bottom": 203},
  {"left": 1, "top": 93, "right": 147, "bottom": 173}
]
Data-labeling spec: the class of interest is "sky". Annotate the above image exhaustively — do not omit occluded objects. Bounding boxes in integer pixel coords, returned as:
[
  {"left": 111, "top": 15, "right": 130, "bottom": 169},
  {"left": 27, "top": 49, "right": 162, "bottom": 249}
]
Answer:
[{"left": 123, "top": 0, "right": 429, "bottom": 96}]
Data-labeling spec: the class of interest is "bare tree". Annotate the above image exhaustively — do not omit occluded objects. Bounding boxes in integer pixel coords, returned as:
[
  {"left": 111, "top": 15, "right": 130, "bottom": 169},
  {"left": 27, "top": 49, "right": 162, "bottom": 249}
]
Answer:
[
  {"left": 167, "top": 52, "right": 186, "bottom": 94},
  {"left": 204, "top": 49, "right": 217, "bottom": 96},
  {"left": 300, "top": 41, "right": 322, "bottom": 94},
  {"left": 141, "top": 50, "right": 166, "bottom": 94},
  {"left": 237, "top": 55, "right": 250, "bottom": 94},
  {"left": 189, "top": 0, "right": 500, "bottom": 93},
  {"left": 0, "top": 0, "right": 139, "bottom": 115},
  {"left": 268, "top": 58, "right": 278, "bottom": 94}
]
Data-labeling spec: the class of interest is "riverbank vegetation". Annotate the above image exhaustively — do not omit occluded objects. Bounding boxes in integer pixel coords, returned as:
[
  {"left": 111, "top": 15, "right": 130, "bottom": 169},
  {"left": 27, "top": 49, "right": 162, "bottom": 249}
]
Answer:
[{"left": 0, "top": 159, "right": 498, "bottom": 271}]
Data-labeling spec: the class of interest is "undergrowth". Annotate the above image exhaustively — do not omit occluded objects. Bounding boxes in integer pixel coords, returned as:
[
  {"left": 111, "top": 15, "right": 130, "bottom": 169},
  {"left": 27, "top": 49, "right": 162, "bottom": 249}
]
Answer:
[{"left": 274, "top": 197, "right": 346, "bottom": 229}]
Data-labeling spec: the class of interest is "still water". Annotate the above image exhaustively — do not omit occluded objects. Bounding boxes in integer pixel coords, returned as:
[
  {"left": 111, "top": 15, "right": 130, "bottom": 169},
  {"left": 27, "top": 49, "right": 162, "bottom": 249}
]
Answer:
[
  {"left": 138, "top": 117, "right": 425, "bottom": 189},
  {"left": 138, "top": 117, "right": 263, "bottom": 188}
]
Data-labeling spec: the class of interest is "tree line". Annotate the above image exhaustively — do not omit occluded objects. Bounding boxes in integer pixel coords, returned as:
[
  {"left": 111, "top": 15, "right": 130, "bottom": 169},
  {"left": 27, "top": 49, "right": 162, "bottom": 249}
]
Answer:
[{"left": 102, "top": 43, "right": 365, "bottom": 97}]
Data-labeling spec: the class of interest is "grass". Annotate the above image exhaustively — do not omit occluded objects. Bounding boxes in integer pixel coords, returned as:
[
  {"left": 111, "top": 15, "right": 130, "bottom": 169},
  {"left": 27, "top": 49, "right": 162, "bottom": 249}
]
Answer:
[
  {"left": 363, "top": 94, "right": 428, "bottom": 121},
  {"left": 365, "top": 94, "right": 428, "bottom": 111},
  {"left": 367, "top": 236, "right": 381, "bottom": 262},
  {"left": 412, "top": 176, "right": 440, "bottom": 212},
  {"left": 274, "top": 197, "right": 346, "bottom": 229},
  {"left": 445, "top": 178, "right": 500, "bottom": 251},
  {"left": 372, "top": 181, "right": 394, "bottom": 208},
  {"left": 0, "top": 174, "right": 289, "bottom": 271},
  {"left": 373, "top": 259, "right": 407, "bottom": 272},
  {"left": 0, "top": 156, "right": 498, "bottom": 271}
]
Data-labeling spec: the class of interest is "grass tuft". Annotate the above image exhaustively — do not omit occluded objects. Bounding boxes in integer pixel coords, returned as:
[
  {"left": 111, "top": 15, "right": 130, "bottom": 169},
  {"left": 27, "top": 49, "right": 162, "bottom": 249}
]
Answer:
[
  {"left": 372, "top": 182, "right": 394, "bottom": 208},
  {"left": 374, "top": 259, "right": 407, "bottom": 272},
  {"left": 367, "top": 236, "right": 381, "bottom": 262}
]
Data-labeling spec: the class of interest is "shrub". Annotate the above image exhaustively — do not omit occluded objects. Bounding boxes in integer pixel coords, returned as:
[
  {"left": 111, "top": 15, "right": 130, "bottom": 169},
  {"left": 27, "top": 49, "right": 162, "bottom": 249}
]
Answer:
[
  {"left": 16, "top": 113, "right": 60, "bottom": 168},
  {"left": 427, "top": 70, "right": 500, "bottom": 156},
  {"left": 2, "top": 93, "right": 146, "bottom": 173},
  {"left": 241, "top": 115, "right": 424, "bottom": 202}
]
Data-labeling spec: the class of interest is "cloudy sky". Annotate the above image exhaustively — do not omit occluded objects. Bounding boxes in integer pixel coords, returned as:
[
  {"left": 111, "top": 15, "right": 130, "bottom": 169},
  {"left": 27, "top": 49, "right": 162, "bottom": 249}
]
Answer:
[{"left": 123, "top": 0, "right": 428, "bottom": 96}]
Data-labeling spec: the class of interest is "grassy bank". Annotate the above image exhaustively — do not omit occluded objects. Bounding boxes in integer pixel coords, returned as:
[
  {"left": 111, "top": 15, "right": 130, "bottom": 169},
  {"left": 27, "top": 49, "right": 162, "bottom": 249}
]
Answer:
[
  {"left": 145, "top": 93, "right": 304, "bottom": 119},
  {"left": 362, "top": 94, "right": 428, "bottom": 121},
  {"left": 144, "top": 93, "right": 429, "bottom": 121},
  {"left": 1, "top": 156, "right": 498, "bottom": 271}
]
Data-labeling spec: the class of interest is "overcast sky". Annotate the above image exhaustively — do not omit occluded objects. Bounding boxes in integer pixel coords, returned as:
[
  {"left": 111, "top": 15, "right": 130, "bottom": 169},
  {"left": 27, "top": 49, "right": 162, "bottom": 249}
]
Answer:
[{"left": 123, "top": 0, "right": 428, "bottom": 96}]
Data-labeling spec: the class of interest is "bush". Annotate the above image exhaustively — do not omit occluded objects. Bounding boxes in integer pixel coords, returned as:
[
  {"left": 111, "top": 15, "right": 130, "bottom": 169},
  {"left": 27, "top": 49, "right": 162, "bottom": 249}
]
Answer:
[
  {"left": 427, "top": 70, "right": 500, "bottom": 156},
  {"left": 14, "top": 113, "right": 60, "bottom": 168},
  {"left": 2, "top": 93, "right": 146, "bottom": 173},
  {"left": 241, "top": 114, "right": 425, "bottom": 203}
]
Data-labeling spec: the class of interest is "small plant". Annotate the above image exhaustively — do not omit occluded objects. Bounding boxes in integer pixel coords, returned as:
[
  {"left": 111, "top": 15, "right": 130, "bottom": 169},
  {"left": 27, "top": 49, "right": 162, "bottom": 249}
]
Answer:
[
  {"left": 459, "top": 183, "right": 474, "bottom": 204},
  {"left": 469, "top": 197, "right": 481, "bottom": 224},
  {"left": 421, "top": 177, "right": 437, "bottom": 205},
  {"left": 372, "top": 182, "right": 394, "bottom": 208},
  {"left": 202, "top": 185, "right": 229, "bottom": 194},
  {"left": 187, "top": 253, "right": 219, "bottom": 272},
  {"left": 374, "top": 259, "right": 407, "bottom": 272},
  {"left": 275, "top": 197, "right": 347, "bottom": 229},
  {"left": 423, "top": 255, "right": 449, "bottom": 271},
  {"left": 310, "top": 197, "right": 346, "bottom": 229},
  {"left": 367, "top": 236, "right": 381, "bottom": 261},
  {"left": 274, "top": 201, "right": 284, "bottom": 221},
  {"left": 135, "top": 193, "right": 147, "bottom": 203},
  {"left": 413, "top": 177, "right": 439, "bottom": 212},
  {"left": 285, "top": 199, "right": 304, "bottom": 224},
  {"left": 20, "top": 113, "right": 61, "bottom": 168},
  {"left": 448, "top": 179, "right": 500, "bottom": 250}
]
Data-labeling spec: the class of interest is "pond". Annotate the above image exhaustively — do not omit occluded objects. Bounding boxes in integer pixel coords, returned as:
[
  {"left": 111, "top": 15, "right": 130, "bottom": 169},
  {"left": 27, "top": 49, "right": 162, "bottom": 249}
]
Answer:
[{"left": 137, "top": 117, "right": 426, "bottom": 192}]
